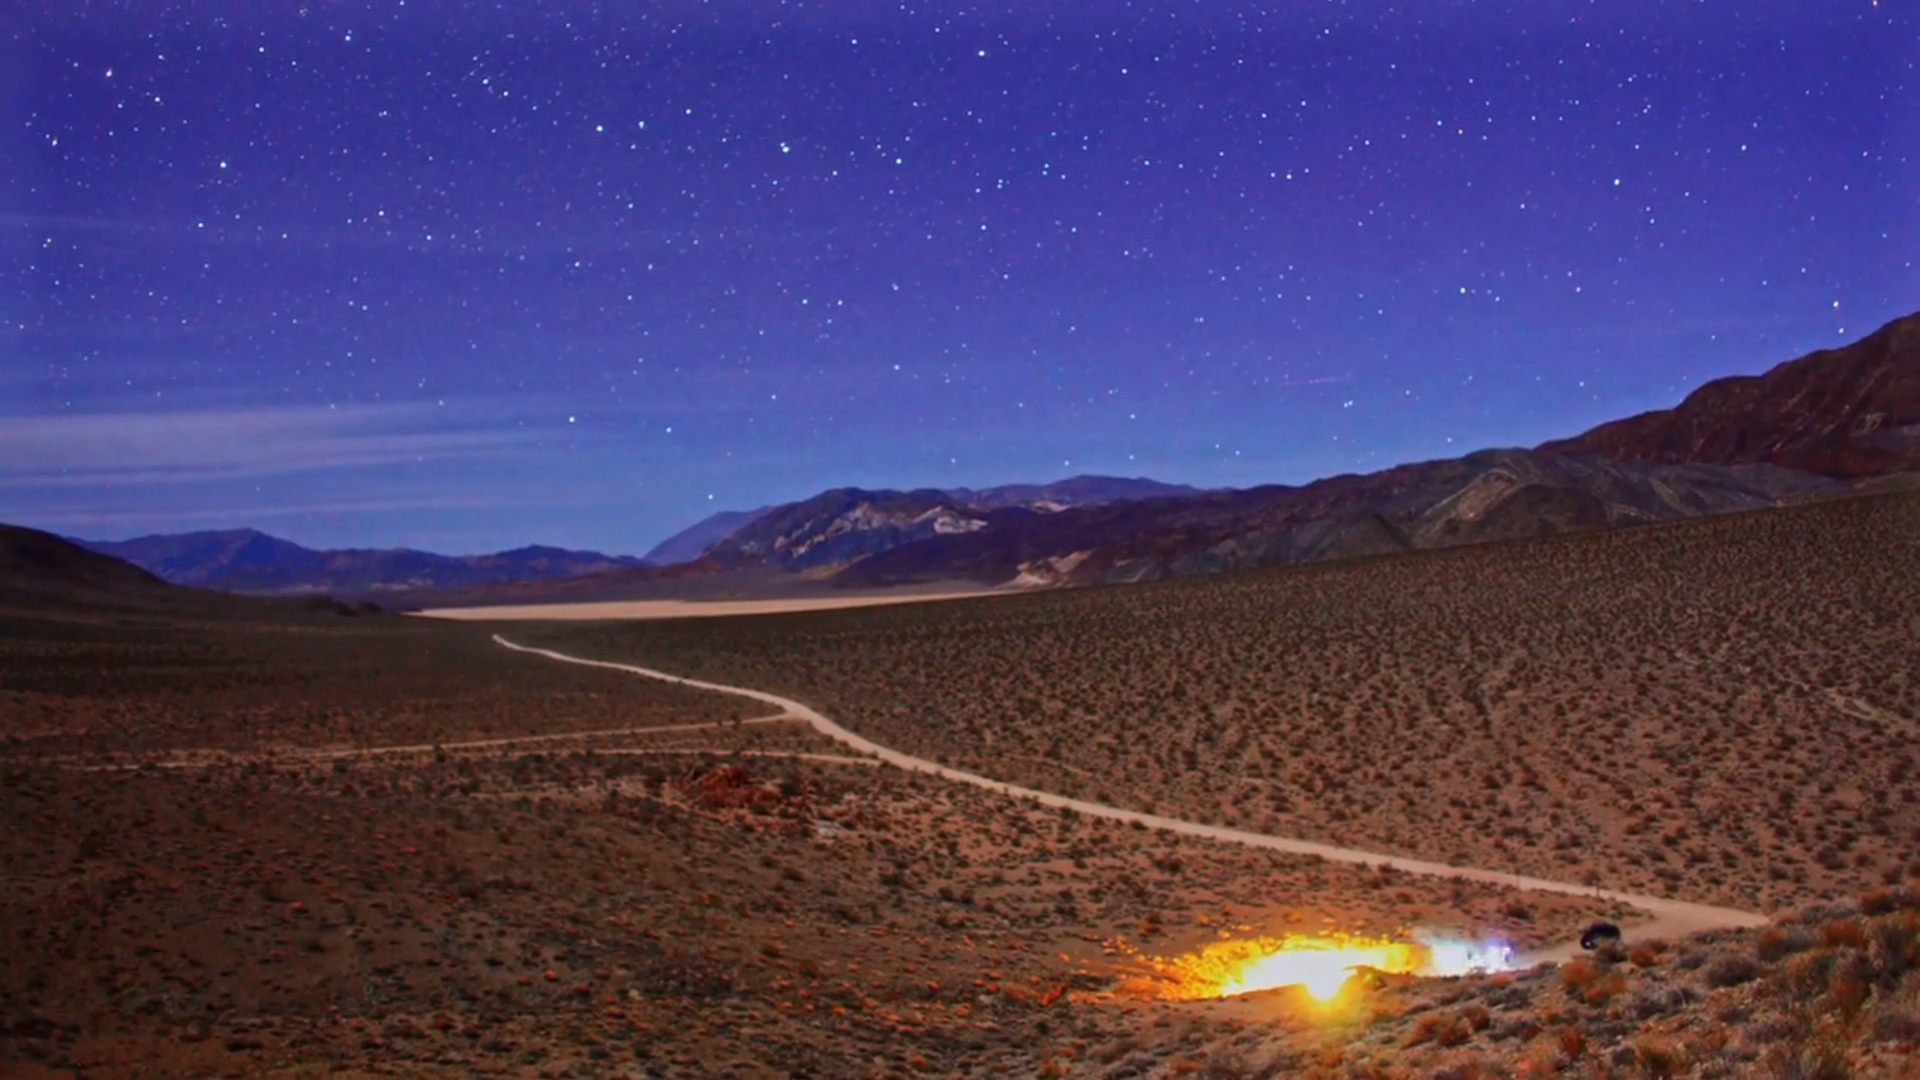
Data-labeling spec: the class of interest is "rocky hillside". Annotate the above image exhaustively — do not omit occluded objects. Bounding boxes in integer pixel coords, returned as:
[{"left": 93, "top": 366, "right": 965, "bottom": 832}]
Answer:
[
  {"left": 1542, "top": 310, "right": 1920, "bottom": 477},
  {"left": 661, "top": 475, "right": 1199, "bottom": 570},
  {"left": 704, "top": 489, "right": 987, "bottom": 571},
  {"left": 834, "top": 450, "right": 1844, "bottom": 588}
]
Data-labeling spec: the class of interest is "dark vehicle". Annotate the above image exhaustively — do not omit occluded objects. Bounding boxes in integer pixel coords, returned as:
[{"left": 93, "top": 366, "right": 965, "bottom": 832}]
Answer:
[{"left": 1580, "top": 922, "right": 1623, "bottom": 950}]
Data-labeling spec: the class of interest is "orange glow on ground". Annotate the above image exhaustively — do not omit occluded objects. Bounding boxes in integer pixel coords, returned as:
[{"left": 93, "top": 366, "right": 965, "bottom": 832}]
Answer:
[{"left": 1129, "top": 934, "right": 1424, "bottom": 1002}]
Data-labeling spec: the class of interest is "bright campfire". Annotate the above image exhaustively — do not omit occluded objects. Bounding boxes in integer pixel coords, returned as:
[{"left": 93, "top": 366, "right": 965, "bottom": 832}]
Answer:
[{"left": 1130, "top": 932, "right": 1515, "bottom": 1003}]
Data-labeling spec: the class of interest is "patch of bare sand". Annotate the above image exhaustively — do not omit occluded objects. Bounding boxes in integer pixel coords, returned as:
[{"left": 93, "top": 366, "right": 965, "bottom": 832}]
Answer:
[{"left": 415, "top": 589, "right": 1008, "bottom": 622}]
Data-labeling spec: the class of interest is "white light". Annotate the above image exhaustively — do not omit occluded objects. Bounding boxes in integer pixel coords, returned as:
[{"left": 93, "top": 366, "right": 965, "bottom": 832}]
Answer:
[{"left": 1416, "top": 934, "right": 1516, "bottom": 978}]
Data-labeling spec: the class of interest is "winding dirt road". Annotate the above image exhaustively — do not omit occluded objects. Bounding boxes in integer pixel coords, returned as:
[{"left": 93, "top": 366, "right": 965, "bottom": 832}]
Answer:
[{"left": 494, "top": 636, "right": 1772, "bottom": 966}]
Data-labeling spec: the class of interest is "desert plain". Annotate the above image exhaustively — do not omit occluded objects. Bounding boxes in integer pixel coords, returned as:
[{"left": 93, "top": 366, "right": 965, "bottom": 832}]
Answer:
[{"left": 3, "top": 490, "right": 1920, "bottom": 1078}]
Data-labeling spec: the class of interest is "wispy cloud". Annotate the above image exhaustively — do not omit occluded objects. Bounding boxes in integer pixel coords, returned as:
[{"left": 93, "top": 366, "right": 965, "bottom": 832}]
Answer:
[
  {"left": 0, "top": 401, "right": 552, "bottom": 486},
  {"left": 0, "top": 212, "right": 168, "bottom": 235},
  {"left": 5, "top": 494, "right": 581, "bottom": 535}
]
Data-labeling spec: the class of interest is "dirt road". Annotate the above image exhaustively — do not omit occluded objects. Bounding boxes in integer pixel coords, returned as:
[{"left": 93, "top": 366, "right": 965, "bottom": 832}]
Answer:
[{"left": 495, "top": 635, "right": 1773, "bottom": 967}]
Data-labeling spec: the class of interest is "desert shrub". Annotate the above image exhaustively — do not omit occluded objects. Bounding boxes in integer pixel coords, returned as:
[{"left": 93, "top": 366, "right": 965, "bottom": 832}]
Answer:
[
  {"left": 1860, "top": 884, "right": 1916, "bottom": 916},
  {"left": 1196, "top": 1045, "right": 1258, "bottom": 1080},
  {"left": 1627, "top": 982, "right": 1699, "bottom": 1021},
  {"left": 1560, "top": 956, "right": 1602, "bottom": 994},
  {"left": 1778, "top": 950, "right": 1839, "bottom": 1000},
  {"left": 1491, "top": 1013, "right": 1540, "bottom": 1043},
  {"left": 1482, "top": 981, "right": 1534, "bottom": 1010},
  {"left": 1788, "top": 900, "right": 1861, "bottom": 926},
  {"left": 1434, "top": 1014, "right": 1475, "bottom": 1049},
  {"left": 1867, "top": 913, "right": 1920, "bottom": 986},
  {"left": 1407, "top": 1009, "right": 1481, "bottom": 1049},
  {"left": 1714, "top": 1000, "right": 1753, "bottom": 1026},
  {"left": 1743, "top": 1007, "right": 1809, "bottom": 1049},
  {"left": 1754, "top": 1028, "right": 1852, "bottom": 1080},
  {"left": 1428, "top": 1061, "right": 1506, "bottom": 1080},
  {"left": 1757, "top": 926, "right": 1816, "bottom": 962},
  {"left": 1819, "top": 919, "right": 1868, "bottom": 950},
  {"left": 1872, "top": 987, "right": 1920, "bottom": 1043},
  {"left": 1702, "top": 953, "right": 1761, "bottom": 988},
  {"left": 1831, "top": 963, "right": 1872, "bottom": 1023},
  {"left": 1633, "top": 1036, "right": 1688, "bottom": 1078},
  {"left": 1581, "top": 971, "right": 1628, "bottom": 1007},
  {"left": 1405, "top": 1012, "right": 1443, "bottom": 1046}
]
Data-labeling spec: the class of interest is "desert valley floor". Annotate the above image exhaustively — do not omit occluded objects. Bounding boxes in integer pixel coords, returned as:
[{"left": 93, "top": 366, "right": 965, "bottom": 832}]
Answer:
[{"left": 4, "top": 491, "right": 1920, "bottom": 1077}]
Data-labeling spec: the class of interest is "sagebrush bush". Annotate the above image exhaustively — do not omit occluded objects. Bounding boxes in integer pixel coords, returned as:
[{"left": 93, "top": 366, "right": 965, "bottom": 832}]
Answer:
[
  {"left": 1757, "top": 925, "right": 1815, "bottom": 962},
  {"left": 1702, "top": 952, "right": 1761, "bottom": 988}
]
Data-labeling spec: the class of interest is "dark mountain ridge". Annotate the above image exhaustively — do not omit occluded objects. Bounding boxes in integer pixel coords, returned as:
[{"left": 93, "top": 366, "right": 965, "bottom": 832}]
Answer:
[
  {"left": 832, "top": 450, "right": 1844, "bottom": 588},
  {"left": 1541, "top": 310, "right": 1920, "bottom": 476},
  {"left": 78, "top": 529, "right": 644, "bottom": 596},
  {"left": 1, "top": 524, "right": 168, "bottom": 597},
  {"left": 646, "top": 475, "right": 1202, "bottom": 568},
  {"left": 37, "top": 310, "right": 1920, "bottom": 603}
]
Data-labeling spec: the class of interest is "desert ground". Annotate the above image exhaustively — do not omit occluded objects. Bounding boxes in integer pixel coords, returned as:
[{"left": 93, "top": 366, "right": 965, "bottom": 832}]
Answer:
[
  {"left": 2, "top": 602, "right": 1645, "bottom": 1078},
  {"left": 537, "top": 491, "right": 1920, "bottom": 919},
  {"left": 5, "top": 491, "right": 1920, "bottom": 1076},
  {"left": 417, "top": 591, "right": 1004, "bottom": 623},
  {"left": 491, "top": 633, "right": 1762, "bottom": 969}
]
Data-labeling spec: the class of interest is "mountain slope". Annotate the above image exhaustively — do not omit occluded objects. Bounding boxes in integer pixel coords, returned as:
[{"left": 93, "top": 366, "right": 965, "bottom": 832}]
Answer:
[
  {"left": 642, "top": 507, "right": 774, "bottom": 565},
  {"left": 942, "top": 475, "right": 1202, "bottom": 510},
  {"left": 1, "top": 524, "right": 169, "bottom": 597},
  {"left": 653, "top": 476, "right": 1198, "bottom": 568},
  {"left": 1541, "top": 310, "right": 1920, "bottom": 477},
  {"left": 706, "top": 489, "right": 985, "bottom": 571},
  {"left": 831, "top": 450, "right": 1844, "bottom": 588},
  {"left": 80, "top": 529, "right": 643, "bottom": 595}
]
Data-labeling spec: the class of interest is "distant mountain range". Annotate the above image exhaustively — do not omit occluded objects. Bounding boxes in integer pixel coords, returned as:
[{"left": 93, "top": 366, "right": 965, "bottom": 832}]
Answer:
[
  {"left": 75, "top": 530, "right": 646, "bottom": 596},
  {"left": 830, "top": 453, "right": 1843, "bottom": 588},
  {"left": 0, "top": 524, "right": 394, "bottom": 619},
  {"left": 695, "top": 476, "right": 1204, "bottom": 572},
  {"left": 14, "top": 309, "right": 1919, "bottom": 603},
  {"left": 637, "top": 476, "right": 1197, "bottom": 567},
  {"left": 66, "top": 477, "right": 1199, "bottom": 596},
  {"left": 525, "top": 311, "right": 1920, "bottom": 595}
]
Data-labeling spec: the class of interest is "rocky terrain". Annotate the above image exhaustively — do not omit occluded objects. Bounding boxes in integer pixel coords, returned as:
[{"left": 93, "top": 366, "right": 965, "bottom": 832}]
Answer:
[
  {"left": 545, "top": 488, "right": 1920, "bottom": 918},
  {"left": 643, "top": 477, "right": 1198, "bottom": 568},
  {"left": 829, "top": 450, "right": 1845, "bottom": 588},
  {"left": 1542, "top": 309, "right": 1920, "bottom": 477},
  {"left": 0, "top": 596, "right": 1621, "bottom": 1078},
  {"left": 5, "top": 493, "right": 1920, "bottom": 1075}
]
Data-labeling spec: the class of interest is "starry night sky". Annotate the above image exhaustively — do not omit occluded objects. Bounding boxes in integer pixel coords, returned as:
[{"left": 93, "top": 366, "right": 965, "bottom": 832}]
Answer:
[{"left": 5, "top": 2, "right": 1914, "bottom": 554}]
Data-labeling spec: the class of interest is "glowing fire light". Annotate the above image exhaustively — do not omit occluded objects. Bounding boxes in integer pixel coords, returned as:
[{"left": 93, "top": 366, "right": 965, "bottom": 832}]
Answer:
[
  {"left": 1131, "top": 931, "right": 1517, "bottom": 1003},
  {"left": 1220, "top": 937, "right": 1419, "bottom": 1001}
]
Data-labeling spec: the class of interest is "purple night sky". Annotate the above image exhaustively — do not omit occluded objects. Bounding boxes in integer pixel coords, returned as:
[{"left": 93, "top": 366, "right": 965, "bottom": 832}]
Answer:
[{"left": 5, "top": 2, "right": 1914, "bottom": 553}]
